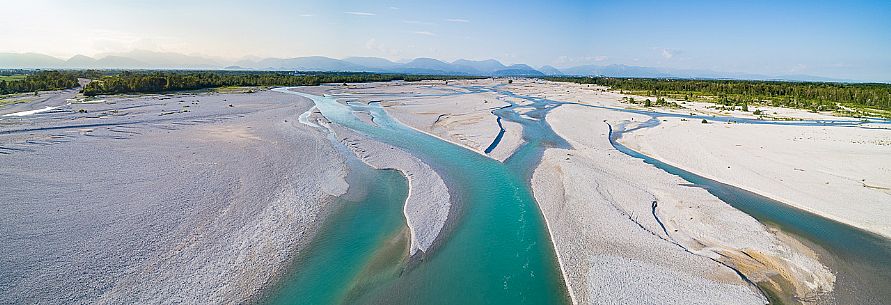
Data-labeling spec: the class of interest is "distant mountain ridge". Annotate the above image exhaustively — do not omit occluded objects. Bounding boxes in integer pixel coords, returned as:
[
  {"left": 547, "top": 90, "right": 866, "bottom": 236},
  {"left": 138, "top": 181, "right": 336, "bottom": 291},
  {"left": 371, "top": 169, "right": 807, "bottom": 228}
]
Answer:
[
  {"left": 0, "top": 51, "right": 855, "bottom": 82},
  {"left": 494, "top": 64, "right": 545, "bottom": 77},
  {"left": 250, "top": 56, "right": 366, "bottom": 71},
  {"left": 451, "top": 59, "right": 507, "bottom": 73},
  {"left": 538, "top": 65, "right": 563, "bottom": 76}
]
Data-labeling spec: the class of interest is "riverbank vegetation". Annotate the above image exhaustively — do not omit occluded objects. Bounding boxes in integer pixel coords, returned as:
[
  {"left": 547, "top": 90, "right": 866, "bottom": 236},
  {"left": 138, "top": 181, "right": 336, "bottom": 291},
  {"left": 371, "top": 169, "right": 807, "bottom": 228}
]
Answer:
[
  {"left": 0, "top": 75, "right": 27, "bottom": 82},
  {"left": 81, "top": 71, "right": 480, "bottom": 96},
  {"left": 1, "top": 69, "right": 481, "bottom": 96},
  {"left": 0, "top": 70, "right": 99, "bottom": 95},
  {"left": 545, "top": 77, "right": 891, "bottom": 118}
]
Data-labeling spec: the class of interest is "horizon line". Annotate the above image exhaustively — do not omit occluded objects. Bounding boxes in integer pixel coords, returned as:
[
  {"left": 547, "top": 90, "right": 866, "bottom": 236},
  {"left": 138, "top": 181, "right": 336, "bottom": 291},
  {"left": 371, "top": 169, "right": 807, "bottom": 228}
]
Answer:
[{"left": 0, "top": 51, "right": 882, "bottom": 83}]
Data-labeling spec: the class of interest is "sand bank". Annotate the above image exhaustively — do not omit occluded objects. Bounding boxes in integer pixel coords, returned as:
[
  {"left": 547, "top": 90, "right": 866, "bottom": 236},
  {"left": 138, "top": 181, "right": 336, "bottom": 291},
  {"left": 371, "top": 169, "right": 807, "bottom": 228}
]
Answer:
[
  {"left": 325, "top": 80, "right": 524, "bottom": 161},
  {"left": 325, "top": 122, "right": 452, "bottom": 256},
  {"left": 0, "top": 90, "right": 348, "bottom": 303},
  {"left": 284, "top": 85, "right": 453, "bottom": 256},
  {"left": 504, "top": 78, "right": 891, "bottom": 239},
  {"left": 533, "top": 104, "right": 834, "bottom": 304},
  {"left": 620, "top": 119, "right": 891, "bottom": 238}
]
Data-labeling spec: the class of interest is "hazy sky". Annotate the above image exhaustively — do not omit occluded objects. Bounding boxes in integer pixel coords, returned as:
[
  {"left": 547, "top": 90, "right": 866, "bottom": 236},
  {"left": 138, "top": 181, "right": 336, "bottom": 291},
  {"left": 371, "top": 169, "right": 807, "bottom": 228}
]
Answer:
[{"left": 4, "top": 0, "right": 891, "bottom": 81}]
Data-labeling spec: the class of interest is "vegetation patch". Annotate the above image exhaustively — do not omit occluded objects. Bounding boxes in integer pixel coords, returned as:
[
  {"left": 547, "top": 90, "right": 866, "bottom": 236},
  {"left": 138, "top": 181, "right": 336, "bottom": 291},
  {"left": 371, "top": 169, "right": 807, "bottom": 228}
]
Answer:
[
  {"left": 545, "top": 76, "right": 891, "bottom": 118},
  {"left": 0, "top": 75, "right": 27, "bottom": 82},
  {"left": 82, "top": 71, "right": 481, "bottom": 96},
  {"left": 0, "top": 70, "right": 99, "bottom": 95},
  {"left": 213, "top": 86, "right": 264, "bottom": 94}
]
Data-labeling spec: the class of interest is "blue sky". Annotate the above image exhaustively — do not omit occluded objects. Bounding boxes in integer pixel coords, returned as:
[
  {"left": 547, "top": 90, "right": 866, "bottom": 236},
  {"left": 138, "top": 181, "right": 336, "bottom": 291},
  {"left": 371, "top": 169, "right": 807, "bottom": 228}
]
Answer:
[{"left": 4, "top": 0, "right": 890, "bottom": 81}]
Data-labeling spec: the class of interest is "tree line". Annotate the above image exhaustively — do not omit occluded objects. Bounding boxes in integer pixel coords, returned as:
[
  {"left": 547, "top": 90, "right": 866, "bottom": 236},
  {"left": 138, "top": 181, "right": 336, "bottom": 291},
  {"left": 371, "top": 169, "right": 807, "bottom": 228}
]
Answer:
[
  {"left": 1, "top": 70, "right": 480, "bottom": 96},
  {"left": 0, "top": 70, "right": 100, "bottom": 95},
  {"left": 81, "top": 71, "right": 480, "bottom": 96},
  {"left": 544, "top": 76, "right": 891, "bottom": 113}
]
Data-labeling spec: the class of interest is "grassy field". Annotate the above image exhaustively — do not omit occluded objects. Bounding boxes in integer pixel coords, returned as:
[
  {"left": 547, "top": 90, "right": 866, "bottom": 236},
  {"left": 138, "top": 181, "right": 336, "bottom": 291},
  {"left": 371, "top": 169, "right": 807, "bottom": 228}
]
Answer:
[
  {"left": 212, "top": 86, "right": 266, "bottom": 94},
  {"left": 0, "top": 75, "right": 27, "bottom": 82}
]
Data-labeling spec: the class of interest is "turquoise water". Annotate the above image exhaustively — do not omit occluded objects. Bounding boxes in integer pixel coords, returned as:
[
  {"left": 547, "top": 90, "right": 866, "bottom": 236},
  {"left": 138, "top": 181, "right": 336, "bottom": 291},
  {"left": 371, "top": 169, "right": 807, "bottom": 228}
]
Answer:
[
  {"left": 494, "top": 84, "right": 891, "bottom": 303},
  {"left": 267, "top": 163, "right": 410, "bottom": 305},
  {"left": 487, "top": 84, "right": 891, "bottom": 304},
  {"left": 269, "top": 84, "right": 890, "bottom": 305},
  {"left": 269, "top": 89, "right": 569, "bottom": 305}
]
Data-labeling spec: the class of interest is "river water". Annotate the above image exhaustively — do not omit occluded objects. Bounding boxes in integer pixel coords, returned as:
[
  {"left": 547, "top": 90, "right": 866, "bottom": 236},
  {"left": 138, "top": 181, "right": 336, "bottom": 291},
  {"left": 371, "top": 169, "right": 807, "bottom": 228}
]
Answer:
[
  {"left": 490, "top": 84, "right": 891, "bottom": 304},
  {"left": 268, "top": 88, "right": 569, "bottom": 305},
  {"left": 267, "top": 159, "right": 410, "bottom": 305},
  {"left": 269, "top": 85, "right": 890, "bottom": 305}
]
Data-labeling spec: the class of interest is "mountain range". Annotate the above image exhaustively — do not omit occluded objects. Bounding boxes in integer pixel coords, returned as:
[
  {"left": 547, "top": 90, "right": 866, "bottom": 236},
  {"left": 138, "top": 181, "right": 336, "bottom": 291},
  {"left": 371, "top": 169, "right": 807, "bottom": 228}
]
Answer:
[{"left": 0, "top": 50, "right": 851, "bottom": 82}]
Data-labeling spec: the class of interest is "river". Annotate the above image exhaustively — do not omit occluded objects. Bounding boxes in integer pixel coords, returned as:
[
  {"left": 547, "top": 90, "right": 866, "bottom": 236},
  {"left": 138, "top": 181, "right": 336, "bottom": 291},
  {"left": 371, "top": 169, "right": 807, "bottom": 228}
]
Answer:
[
  {"left": 491, "top": 83, "right": 891, "bottom": 304},
  {"left": 268, "top": 84, "right": 890, "bottom": 305},
  {"left": 267, "top": 88, "right": 570, "bottom": 305}
]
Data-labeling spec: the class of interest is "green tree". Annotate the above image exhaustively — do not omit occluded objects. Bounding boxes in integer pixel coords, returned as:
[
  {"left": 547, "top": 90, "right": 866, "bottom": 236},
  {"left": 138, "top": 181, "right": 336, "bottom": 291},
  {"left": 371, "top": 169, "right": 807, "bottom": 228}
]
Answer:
[{"left": 542, "top": 76, "right": 891, "bottom": 115}]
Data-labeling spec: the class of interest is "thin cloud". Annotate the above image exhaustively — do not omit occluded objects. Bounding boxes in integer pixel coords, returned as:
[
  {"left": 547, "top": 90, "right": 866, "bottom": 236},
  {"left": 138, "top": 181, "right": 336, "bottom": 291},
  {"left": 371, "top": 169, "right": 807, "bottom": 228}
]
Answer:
[
  {"left": 403, "top": 20, "right": 436, "bottom": 26},
  {"left": 345, "top": 11, "right": 376, "bottom": 16},
  {"left": 789, "top": 63, "right": 808, "bottom": 73},
  {"left": 654, "top": 48, "right": 680, "bottom": 59},
  {"left": 445, "top": 18, "right": 470, "bottom": 23},
  {"left": 299, "top": 14, "right": 314, "bottom": 17},
  {"left": 389, "top": 6, "right": 399, "bottom": 10},
  {"left": 555, "top": 55, "right": 609, "bottom": 66},
  {"left": 412, "top": 31, "right": 436, "bottom": 36}
]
